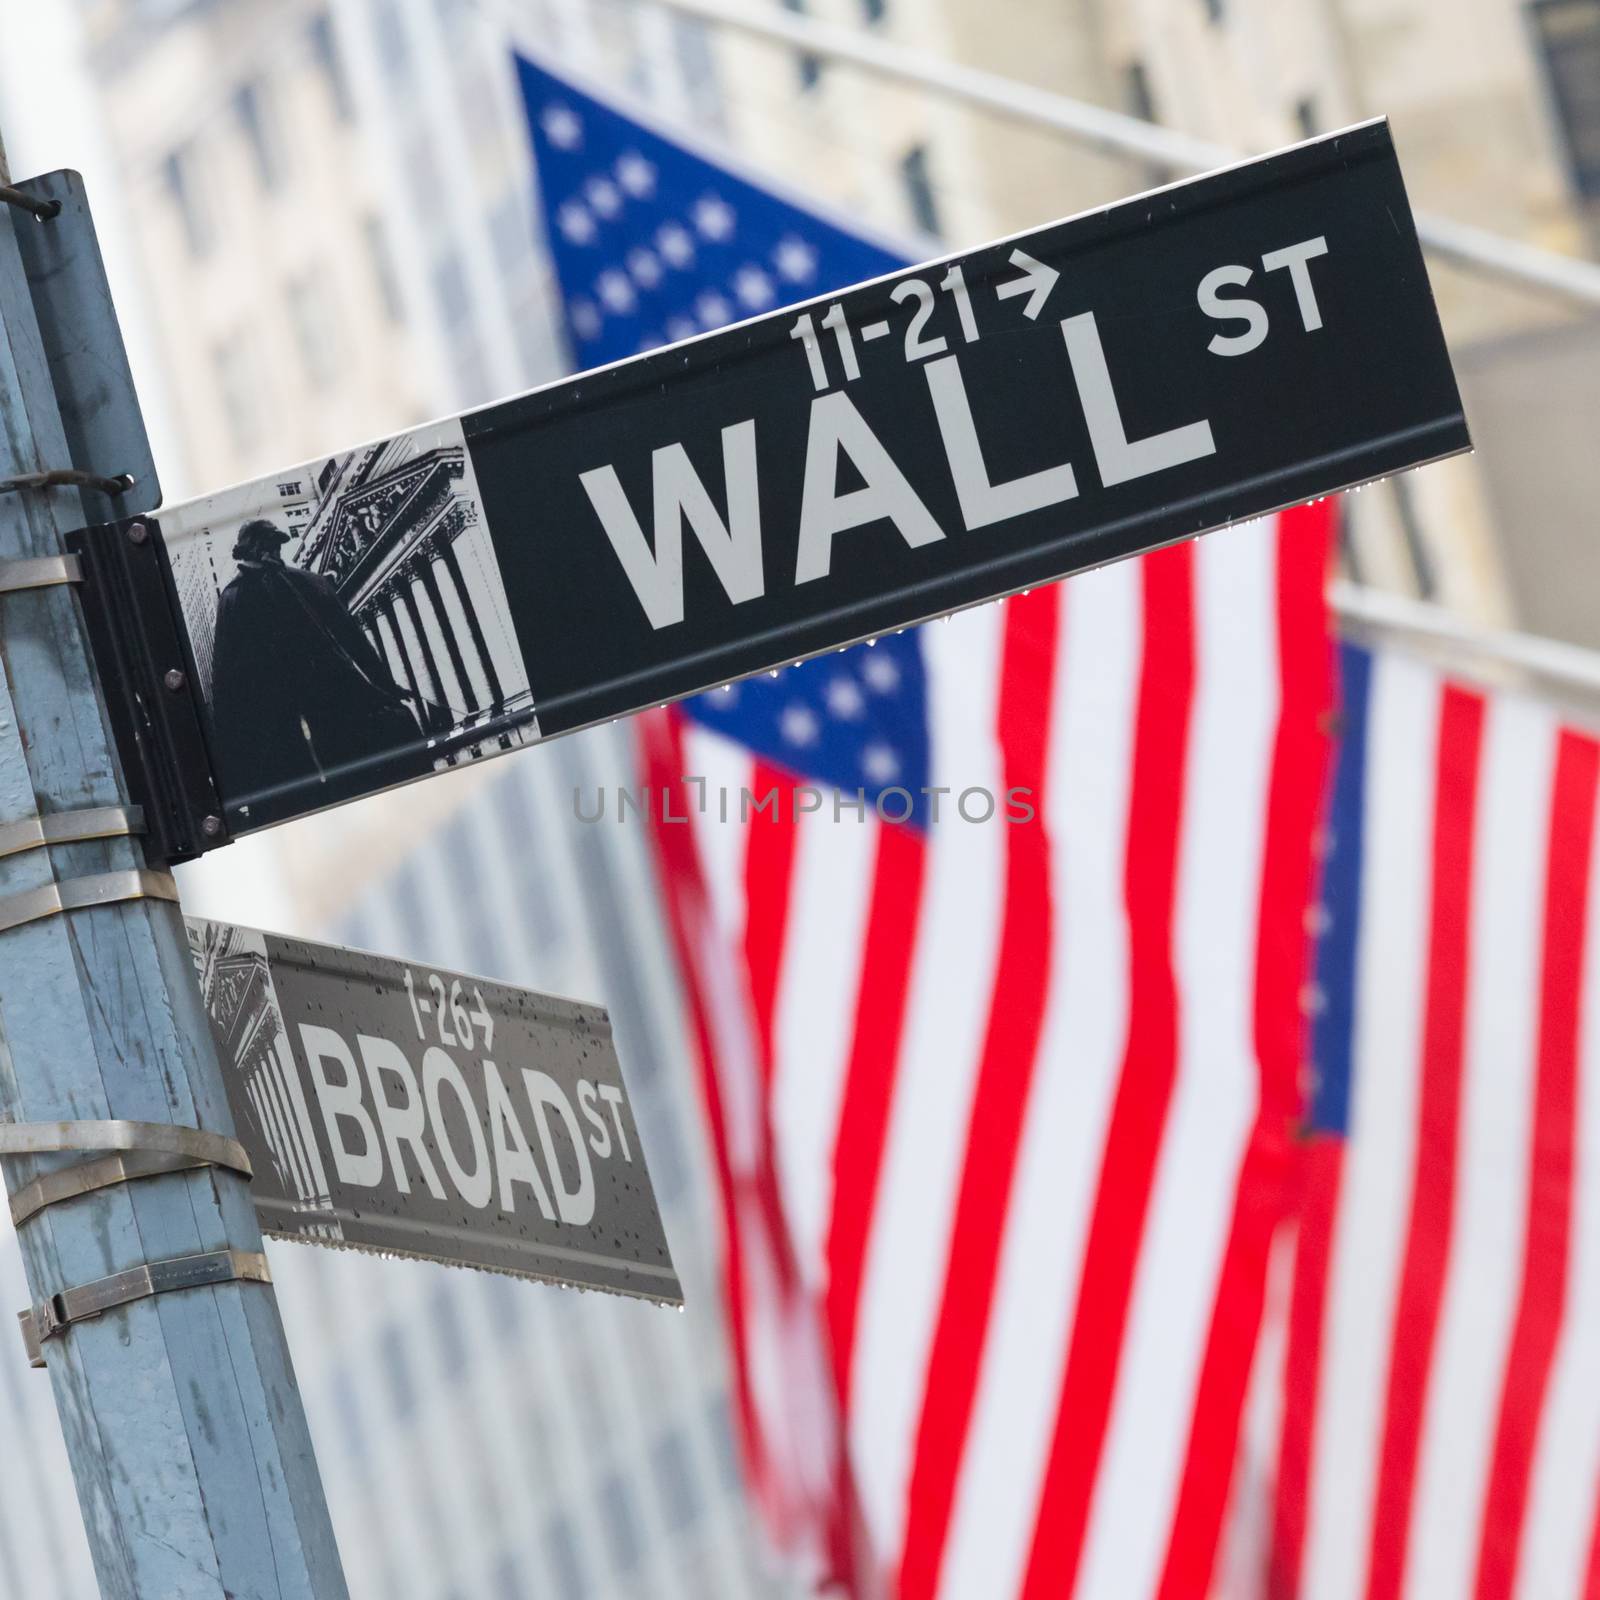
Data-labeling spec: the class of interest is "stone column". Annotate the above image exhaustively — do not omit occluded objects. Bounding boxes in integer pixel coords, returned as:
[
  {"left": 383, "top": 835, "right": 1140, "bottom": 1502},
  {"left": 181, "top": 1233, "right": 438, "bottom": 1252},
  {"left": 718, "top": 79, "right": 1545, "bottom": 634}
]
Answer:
[
  {"left": 377, "top": 600, "right": 424, "bottom": 710},
  {"left": 418, "top": 555, "right": 478, "bottom": 716},
  {"left": 439, "top": 541, "right": 505, "bottom": 711},
  {"left": 399, "top": 578, "right": 452, "bottom": 715}
]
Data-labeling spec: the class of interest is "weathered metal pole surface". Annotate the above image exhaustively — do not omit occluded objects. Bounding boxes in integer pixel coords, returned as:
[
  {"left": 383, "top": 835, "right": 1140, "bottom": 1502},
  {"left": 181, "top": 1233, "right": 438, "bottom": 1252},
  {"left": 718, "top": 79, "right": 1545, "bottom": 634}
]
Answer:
[{"left": 0, "top": 142, "right": 348, "bottom": 1596}]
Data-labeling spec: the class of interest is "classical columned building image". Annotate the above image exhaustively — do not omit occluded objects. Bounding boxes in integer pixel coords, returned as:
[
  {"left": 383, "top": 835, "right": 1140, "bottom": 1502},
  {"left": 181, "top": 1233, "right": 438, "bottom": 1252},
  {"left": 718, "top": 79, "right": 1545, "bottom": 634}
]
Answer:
[
  {"left": 187, "top": 919, "right": 340, "bottom": 1240},
  {"left": 292, "top": 428, "right": 538, "bottom": 770}
]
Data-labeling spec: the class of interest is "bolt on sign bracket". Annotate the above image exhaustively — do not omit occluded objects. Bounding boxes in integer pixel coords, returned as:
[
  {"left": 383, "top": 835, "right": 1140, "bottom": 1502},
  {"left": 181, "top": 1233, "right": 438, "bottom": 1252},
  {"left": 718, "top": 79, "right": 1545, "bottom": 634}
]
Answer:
[{"left": 62, "top": 521, "right": 228, "bottom": 863}]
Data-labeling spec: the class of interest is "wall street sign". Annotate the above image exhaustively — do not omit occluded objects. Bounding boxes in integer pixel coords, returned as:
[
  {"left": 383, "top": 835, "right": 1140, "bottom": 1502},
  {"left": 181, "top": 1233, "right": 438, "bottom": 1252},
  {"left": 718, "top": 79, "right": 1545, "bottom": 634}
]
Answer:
[
  {"left": 187, "top": 919, "right": 682, "bottom": 1305},
  {"left": 74, "top": 119, "right": 1466, "bottom": 847}
]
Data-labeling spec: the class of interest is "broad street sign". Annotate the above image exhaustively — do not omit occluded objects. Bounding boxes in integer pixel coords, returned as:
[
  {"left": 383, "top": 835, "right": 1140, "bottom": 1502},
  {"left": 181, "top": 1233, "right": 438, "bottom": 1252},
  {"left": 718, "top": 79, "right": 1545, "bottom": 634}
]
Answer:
[
  {"left": 74, "top": 118, "right": 1466, "bottom": 848},
  {"left": 186, "top": 919, "right": 682, "bottom": 1305}
]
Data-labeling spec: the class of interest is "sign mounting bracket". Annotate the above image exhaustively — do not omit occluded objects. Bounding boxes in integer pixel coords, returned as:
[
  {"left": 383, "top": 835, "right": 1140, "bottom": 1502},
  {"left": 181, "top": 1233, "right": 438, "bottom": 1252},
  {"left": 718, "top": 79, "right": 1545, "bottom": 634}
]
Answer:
[{"left": 64, "top": 518, "right": 227, "bottom": 863}]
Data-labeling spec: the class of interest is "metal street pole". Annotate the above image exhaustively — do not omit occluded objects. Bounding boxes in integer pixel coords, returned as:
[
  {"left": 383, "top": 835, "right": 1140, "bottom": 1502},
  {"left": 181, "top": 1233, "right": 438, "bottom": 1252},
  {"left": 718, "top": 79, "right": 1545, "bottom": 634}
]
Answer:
[{"left": 0, "top": 135, "right": 347, "bottom": 1598}]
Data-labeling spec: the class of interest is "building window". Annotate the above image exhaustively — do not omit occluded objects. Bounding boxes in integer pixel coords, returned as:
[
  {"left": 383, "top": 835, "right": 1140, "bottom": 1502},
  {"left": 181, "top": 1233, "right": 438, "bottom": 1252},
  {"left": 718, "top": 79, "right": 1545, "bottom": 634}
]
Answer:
[
  {"left": 1203, "top": 0, "right": 1225, "bottom": 20},
  {"left": 780, "top": 0, "right": 823, "bottom": 89},
  {"left": 432, "top": 248, "right": 491, "bottom": 401},
  {"left": 543, "top": 1514, "right": 589, "bottom": 1600},
  {"left": 212, "top": 333, "right": 261, "bottom": 452},
  {"left": 331, "top": 1373, "right": 366, "bottom": 1460},
  {"left": 432, "top": 250, "right": 471, "bottom": 330},
  {"left": 233, "top": 81, "right": 285, "bottom": 192},
  {"left": 430, "top": 1283, "right": 467, "bottom": 1376},
  {"left": 1123, "top": 60, "right": 1171, "bottom": 185},
  {"left": 651, "top": 1428, "right": 701, "bottom": 1531},
  {"left": 598, "top": 1473, "right": 643, "bottom": 1572},
  {"left": 286, "top": 271, "right": 341, "bottom": 390},
  {"left": 372, "top": 0, "right": 411, "bottom": 83},
  {"left": 163, "top": 146, "right": 213, "bottom": 258},
  {"left": 860, "top": 0, "right": 888, "bottom": 19},
  {"left": 707, "top": 1391, "right": 743, "bottom": 1493},
  {"left": 1294, "top": 96, "right": 1319, "bottom": 139},
  {"left": 492, "top": 1551, "right": 520, "bottom": 1600},
  {"left": 380, "top": 1323, "right": 415, "bottom": 1419},
  {"left": 488, "top": 192, "right": 531, "bottom": 282},
  {"left": 900, "top": 143, "right": 941, "bottom": 238},
  {"left": 308, "top": 12, "right": 353, "bottom": 122},
  {"left": 480, "top": 1264, "right": 526, "bottom": 1341},
  {"left": 1529, "top": 0, "right": 1600, "bottom": 198},
  {"left": 363, "top": 215, "right": 405, "bottom": 322},
  {"left": 1124, "top": 59, "right": 1157, "bottom": 124}
]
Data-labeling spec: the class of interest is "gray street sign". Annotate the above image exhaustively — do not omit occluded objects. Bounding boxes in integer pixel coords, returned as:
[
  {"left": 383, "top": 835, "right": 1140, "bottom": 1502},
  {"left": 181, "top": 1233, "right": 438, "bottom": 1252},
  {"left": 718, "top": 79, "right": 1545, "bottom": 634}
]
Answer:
[{"left": 186, "top": 918, "right": 681, "bottom": 1305}]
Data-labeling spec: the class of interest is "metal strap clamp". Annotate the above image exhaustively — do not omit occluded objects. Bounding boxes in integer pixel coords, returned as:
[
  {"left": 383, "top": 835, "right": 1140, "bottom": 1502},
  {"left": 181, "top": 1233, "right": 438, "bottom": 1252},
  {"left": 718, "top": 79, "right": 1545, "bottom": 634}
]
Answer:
[
  {"left": 0, "top": 804, "right": 144, "bottom": 862},
  {"left": 0, "top": 1120, "right": 258, "bottom": 1368},
  {"left": 18, "top": 1249, "right": 271, "bottom": 1369},
  {"left": 0, "top": 1119, "right": 253, "bottom": 1228},
  {"left": 0, "top": 553, "right": 84, "bottom": 595},
  {"left": 0, "top": 868, "right": 179, "bottom": 935}
]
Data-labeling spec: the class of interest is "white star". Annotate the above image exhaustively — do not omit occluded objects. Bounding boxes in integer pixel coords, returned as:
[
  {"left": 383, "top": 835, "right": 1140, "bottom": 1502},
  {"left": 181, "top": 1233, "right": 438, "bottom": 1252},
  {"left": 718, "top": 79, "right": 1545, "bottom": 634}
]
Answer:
[
  {"left": 780, "top": 704, "right": 820, "bottom": 747},
  {"left": 695, "top": 290, "right": 733, "bottom": 327},
  {"left": 774, "top": 235, "right": 819, "bottom": 282},
  {"left": 569, "top": 299, "right": 602, "bottom": 340},
  {"left": 861, "top": 653, "right": 900, "bottom": 693},
  {"left": 616, "top": 150, "right": 657, "bottom": 197},
  {"left": 693, "top": 194, "right": 737, "bottom": 241},
  {"left": 584, "top": 176, "right": 623, "bottom": 218},
  {"left": 657, "top": 223, "right": 695, "bottom": 269},
  {"left": 733, "top": 264, "right": 775, "bottom": 309},
  {"left": 861, "top": 743, "right": 900, "bottom": 784},
  {"left": 665, "top": 315, "right": 698, "bottom": 343},
  {"left": 556, "top": 200, "right": 595, "bottom": 244},
  {"left": 825, "top": 677, "right": 865, "bottom": 719},
  {"left": 597, "top": 270, "right": 636, "bottom": 314},
  {"left": 541, "top": 103, "right": 583, "bottom": 150},
  {"left": 627, "top": 248, "right": 662, "bottom": 288}
]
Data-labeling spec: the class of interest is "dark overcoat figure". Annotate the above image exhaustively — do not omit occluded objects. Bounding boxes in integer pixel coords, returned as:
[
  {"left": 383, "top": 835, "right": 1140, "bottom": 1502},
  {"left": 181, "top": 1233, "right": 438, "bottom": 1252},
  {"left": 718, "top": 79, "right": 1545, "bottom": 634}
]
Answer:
[{"left": 210, "top": 520, "right": 428, "bottom": 819}]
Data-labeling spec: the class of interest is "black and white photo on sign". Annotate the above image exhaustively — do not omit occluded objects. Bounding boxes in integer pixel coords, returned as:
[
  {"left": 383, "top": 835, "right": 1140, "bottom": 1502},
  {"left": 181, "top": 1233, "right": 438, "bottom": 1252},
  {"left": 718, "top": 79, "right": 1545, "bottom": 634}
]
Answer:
[
  {"left": 164, "top": 418, "right": 537, "bottom": 826},
  {"left": 185, "top": 917, "right": 343, "bottom": 1244}
]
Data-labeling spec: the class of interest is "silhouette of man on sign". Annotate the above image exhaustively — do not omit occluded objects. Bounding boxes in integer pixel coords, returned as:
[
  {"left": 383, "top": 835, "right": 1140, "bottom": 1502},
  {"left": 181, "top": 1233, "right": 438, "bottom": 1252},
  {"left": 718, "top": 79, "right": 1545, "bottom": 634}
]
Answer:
[{"left": 210, "top": 518, "right": 434, "bottom": 821}]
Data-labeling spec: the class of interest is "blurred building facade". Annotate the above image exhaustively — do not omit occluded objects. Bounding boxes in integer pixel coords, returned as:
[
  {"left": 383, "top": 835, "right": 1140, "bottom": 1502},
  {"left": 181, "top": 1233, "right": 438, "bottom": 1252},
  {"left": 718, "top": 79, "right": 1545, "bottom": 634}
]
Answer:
[{"left": 7, "top": 0, "right": 1600, "bottom": 1593}]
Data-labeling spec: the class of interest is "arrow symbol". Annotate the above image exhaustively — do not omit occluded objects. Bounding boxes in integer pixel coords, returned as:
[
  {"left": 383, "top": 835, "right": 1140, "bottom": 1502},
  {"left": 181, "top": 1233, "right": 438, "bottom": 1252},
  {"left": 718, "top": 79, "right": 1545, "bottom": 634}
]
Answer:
[{"left": 994, "top": 249, "right": 1059, "bottom": 320}]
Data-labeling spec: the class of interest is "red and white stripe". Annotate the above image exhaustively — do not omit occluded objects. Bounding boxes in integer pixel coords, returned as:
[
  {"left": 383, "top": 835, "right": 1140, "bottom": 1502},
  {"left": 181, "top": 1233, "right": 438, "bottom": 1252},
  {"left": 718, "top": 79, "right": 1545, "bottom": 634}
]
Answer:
[
  {"left": 644, "top": 502, "right": 1333, "bottom": 1597},
  {"left": 1266, "top": 648, "right": 1600, "bottom": 1600}
]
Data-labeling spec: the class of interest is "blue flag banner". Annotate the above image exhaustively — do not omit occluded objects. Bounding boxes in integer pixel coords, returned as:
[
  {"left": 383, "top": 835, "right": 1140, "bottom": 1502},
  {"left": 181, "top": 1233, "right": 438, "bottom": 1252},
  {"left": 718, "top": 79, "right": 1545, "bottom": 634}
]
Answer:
[{"left": 514, "top": 52, "right": 907, "bottom": 370}]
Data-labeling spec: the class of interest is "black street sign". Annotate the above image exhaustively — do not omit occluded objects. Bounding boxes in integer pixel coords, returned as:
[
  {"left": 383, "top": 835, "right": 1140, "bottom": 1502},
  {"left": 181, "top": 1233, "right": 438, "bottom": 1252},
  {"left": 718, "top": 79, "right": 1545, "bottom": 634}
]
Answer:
[
  {"left": 76, "top": 119, "right": 1466, "bottom": 845},
  {"left": 187, "top": 919, "right": 682, "bottom": 1305}
]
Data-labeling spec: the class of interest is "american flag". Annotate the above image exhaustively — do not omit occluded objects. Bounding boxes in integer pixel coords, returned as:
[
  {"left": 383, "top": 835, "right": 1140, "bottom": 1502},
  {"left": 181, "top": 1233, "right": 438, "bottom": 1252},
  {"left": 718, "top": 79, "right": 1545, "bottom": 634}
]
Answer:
[
  {"left": 515, "top": 48, "right": 1333, "bottom": 1597},
  {"left": 1256, "top": 640, "right": 1600, "bottom": 1600},
  {"left": 516, "top": 52, "right": 902, "bottom": 370}
]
